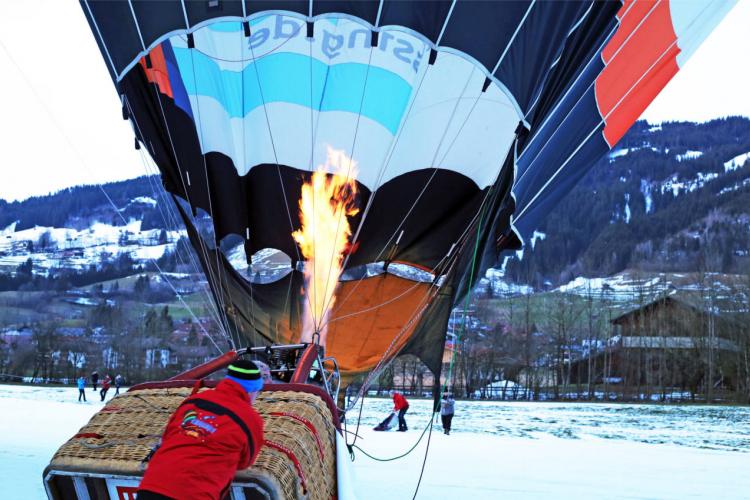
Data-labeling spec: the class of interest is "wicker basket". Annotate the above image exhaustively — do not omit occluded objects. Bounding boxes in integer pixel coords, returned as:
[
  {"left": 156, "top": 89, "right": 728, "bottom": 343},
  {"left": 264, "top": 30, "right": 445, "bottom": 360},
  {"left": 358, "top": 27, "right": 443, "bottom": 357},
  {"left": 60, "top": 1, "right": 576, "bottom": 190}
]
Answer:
[{"left": 49, "top": 386, "right": 337, "bottom": 499}]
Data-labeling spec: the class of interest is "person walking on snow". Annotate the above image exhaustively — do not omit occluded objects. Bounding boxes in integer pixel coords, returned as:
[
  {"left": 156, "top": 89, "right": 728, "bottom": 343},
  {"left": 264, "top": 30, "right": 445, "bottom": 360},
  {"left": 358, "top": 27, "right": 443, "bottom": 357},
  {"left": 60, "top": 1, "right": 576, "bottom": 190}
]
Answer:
[
  {"left": 91, "top": 370, "right": 99, "bottom": 391},
  {"left": 440, "top": 392, "right": 455, "bottom": 435},
  {"left": 114, "top": 374, "right": 124, "bottom": 396},
  {"left": 137, "top": 360, "right": 265, "bottom": 500},
  {"left": 77, "top": 376, "right": 87, "bottom": 402},
  {"left": 100, "top": 374, "right": 112, "bottom": 401},
  {"left": 391, "top": 390, "right": 409, "bottom": 431}
]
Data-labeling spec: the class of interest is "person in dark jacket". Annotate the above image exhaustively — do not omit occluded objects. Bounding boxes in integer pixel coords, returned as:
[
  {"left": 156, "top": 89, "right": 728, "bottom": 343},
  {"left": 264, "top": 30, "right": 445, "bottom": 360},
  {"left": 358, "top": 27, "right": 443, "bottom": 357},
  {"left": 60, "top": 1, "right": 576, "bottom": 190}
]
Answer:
[
  {"left": 100, "top": 374, "right": 112, "bottom": 401},
  {"left": 391, "top": 390, "right": 409, "bottom": 432},
  {"left": 440, "top": 392, "right": 455, "bottom": 435},
  {"left": 91, "top": 370, "right": 99, "bottom": 391},
  {"left": 137, "top": 360, "right": 265, "bottom": 500},
  {"left": 77, "top": 376, "right": 87, "bottom": 402}
]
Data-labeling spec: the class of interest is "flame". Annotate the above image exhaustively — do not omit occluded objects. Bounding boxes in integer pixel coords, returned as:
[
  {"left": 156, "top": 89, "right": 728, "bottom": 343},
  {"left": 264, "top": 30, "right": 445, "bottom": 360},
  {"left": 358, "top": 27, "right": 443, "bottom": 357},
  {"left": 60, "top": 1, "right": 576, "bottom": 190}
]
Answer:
[{"left": 292, "top": 146, "right": 359, "bottom": 345}]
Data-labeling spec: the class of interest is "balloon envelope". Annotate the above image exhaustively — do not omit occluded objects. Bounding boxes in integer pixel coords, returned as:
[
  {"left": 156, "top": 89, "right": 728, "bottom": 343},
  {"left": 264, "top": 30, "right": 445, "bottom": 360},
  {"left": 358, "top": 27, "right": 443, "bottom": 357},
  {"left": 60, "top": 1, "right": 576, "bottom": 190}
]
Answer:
[{"left": 81, "top": 0, "right": 735, "bottom": 381}]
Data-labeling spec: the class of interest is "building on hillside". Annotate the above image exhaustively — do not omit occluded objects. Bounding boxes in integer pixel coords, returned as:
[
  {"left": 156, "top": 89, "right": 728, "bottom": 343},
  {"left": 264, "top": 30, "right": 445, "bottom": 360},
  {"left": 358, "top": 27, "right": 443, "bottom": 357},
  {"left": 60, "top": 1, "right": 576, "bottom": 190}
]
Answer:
[
  {"left": 145, "top": 348, "right": 172, "bottom": 369},
  {"left": 570, "top": 295, "right": 743, "bottom": 395}
]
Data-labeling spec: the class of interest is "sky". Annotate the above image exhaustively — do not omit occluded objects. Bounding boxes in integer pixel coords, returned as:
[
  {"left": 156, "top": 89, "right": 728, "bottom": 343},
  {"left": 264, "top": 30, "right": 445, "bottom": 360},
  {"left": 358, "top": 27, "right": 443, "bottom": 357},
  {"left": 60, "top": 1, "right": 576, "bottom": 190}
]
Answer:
[{"left": 0, "top": 0, "right": 748, "bottom": 203}]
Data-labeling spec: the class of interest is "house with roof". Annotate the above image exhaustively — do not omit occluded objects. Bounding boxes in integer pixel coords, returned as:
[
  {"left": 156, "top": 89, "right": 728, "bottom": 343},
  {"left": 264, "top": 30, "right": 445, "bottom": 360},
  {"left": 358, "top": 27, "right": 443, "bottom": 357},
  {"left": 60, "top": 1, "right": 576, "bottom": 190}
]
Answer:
[{"left": 570, "top": 294, "right": 746, "bottom": 398}]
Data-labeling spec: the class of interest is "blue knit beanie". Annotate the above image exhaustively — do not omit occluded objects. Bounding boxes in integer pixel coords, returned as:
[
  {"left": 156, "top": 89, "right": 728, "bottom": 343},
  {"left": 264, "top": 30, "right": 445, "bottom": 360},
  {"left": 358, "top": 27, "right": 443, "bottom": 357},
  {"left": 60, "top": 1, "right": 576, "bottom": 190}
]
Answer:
[{"left": 226, "top": 360, "right": 264, "bottom": 393}]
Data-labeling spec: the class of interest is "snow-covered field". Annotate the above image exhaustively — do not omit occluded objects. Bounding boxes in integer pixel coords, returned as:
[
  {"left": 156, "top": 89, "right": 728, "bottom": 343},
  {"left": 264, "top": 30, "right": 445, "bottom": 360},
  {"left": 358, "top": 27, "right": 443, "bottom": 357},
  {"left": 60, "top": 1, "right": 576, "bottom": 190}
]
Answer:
[{"left": 2, "top": 385, "right": 749, "bottom": 499}]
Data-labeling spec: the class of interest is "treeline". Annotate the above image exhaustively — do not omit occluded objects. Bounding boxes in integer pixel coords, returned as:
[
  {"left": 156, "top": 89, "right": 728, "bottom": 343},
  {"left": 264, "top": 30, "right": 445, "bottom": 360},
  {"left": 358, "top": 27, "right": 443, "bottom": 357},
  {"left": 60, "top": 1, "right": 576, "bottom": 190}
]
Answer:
[
  {"left": 4, "top": 304, "right": 177, "bottom": 385},
  {"left": 0, "top": 175, "right": 180, "bottom": 231},
  {"left": 0, "top": 272, "right": 226, "bottom": 384}
]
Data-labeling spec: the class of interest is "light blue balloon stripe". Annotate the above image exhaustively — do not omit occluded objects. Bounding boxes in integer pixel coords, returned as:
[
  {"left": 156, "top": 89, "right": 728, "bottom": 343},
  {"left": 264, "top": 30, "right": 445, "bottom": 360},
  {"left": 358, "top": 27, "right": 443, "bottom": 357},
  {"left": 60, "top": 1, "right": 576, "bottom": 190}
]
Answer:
[{"left": 173, "top": 48, "right": 411, "bottom": 134}]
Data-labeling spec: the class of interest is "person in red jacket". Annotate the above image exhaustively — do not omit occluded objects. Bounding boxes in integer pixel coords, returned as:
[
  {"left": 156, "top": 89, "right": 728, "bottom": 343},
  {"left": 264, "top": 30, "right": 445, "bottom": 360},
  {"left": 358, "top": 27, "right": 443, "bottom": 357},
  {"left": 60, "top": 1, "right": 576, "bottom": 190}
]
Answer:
[
  {"left": 137, "top": 360, "right": 265, "bottom": 500},
  {"left": 99, "top": 374, "right": 112, "bottom": 401},
  {"left": 391, "top": 390, "right": 409, "bottom": 432}
]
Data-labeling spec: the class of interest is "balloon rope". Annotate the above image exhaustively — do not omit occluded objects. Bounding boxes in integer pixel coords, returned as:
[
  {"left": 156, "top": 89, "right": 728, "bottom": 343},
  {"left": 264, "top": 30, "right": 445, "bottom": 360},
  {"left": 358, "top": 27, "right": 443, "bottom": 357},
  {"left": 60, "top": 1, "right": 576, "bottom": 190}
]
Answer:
[
  {"left": 329, "top": 69, "right": 481, "bottom": 319},
  {"left": 339, "top": 164, "right": 504, "bottom": 410},
  {"left": 126, "top": 91, "right": 231, "bottom": 348},
  {"left": 187, "top": 45, "right": 240, "bottom": 350},
  {"left": 341, "top": 173, "right": 499, "bottom": 412},
  {"left": 343, "top": 194, "right": 488, "bottom": 486},
  {"left": 444, "top": 191, "right": 488, "bottom": 396},
  {"left": 408, "top": 198, "right": 488, "bottom": 499},
  {"left": 137, "top": 87, "right": 233, "bottom": 347},
  {"left": 239, "top": 21, "right": 260, "bottom": 348},
  {"left": 246, "top": 31, "right": 318, "bottom": 333},
  {"left": 317, "top": 37, "right": 377, "bottom": 325},
  {"left": 124, "top": 6, "right": 235, "bottom": 348},
  {"left": 126, "top": 95, "right": 229, "bottom": 340},
  {"left": 129, "top": 37, "right": 234, "bottom": 347},
  {"left": 135, "top": 147, "right": 227, "bottom": 334},
  {"left": 338, "top": 109, "right": 517, "bottom": 411}
]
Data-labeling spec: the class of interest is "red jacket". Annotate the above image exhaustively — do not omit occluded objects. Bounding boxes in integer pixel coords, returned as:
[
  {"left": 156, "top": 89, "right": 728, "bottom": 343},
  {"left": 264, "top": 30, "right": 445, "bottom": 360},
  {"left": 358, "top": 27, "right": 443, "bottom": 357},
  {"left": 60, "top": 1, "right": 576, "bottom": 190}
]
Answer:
[
  {"left": 101, "top": 376, "right": 111, "bottom": 390},
  {"left": 393, "top": 392, "right": 409, "bottom": 411},
  {"left": 138, "top": 379, "right": 265, "bottom": 499}
]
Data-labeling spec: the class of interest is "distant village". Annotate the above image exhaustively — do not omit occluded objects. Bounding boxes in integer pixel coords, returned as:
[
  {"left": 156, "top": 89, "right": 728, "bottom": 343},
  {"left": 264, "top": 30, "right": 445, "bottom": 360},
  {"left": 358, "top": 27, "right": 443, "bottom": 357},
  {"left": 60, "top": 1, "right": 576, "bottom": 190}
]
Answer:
[
  {"left": 0, "top": 314, "right": 221, "bottom": 386},
  {"left": 0, "top": 273, "right": 230, "bottom": 386},
  {"left": 1, "top": 263, "right": 749, "bottom": 405}
]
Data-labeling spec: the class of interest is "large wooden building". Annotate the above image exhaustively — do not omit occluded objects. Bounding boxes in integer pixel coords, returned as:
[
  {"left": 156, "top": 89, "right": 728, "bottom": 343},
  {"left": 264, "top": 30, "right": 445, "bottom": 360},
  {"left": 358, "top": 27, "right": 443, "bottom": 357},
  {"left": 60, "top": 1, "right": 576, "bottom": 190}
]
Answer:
[{"left": 571, "top": 295, "right": 744, "bottom": 398}]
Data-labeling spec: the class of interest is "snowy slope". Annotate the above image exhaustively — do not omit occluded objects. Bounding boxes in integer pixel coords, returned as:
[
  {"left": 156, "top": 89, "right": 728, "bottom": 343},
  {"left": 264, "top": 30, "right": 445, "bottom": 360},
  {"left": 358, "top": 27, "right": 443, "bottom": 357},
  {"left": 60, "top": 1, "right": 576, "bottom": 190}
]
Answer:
[
  {"left": 0, "top": 218, "right": 183, "bottom": 276},
  {"left": 552, "top": 270, "right": 750, "bottom": 305}
]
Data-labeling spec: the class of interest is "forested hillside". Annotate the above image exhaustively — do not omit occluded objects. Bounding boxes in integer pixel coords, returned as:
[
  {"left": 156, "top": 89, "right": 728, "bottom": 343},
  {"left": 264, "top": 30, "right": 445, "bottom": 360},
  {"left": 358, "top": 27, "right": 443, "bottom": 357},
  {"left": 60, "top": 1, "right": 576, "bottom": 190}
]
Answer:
[
  {"left": 505, "top": 117, "right": 750, "bottom": 285},
  {"left": 0, "top": 176, "right": 179, "bottom": 232}
]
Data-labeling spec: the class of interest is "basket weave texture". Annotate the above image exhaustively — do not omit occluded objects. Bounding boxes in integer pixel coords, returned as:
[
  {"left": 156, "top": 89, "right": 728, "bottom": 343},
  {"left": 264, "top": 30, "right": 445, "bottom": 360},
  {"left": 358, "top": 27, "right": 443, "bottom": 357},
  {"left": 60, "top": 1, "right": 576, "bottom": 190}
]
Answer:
[{"left": 49, "top": 387, "right": 337, "bottom": 500}]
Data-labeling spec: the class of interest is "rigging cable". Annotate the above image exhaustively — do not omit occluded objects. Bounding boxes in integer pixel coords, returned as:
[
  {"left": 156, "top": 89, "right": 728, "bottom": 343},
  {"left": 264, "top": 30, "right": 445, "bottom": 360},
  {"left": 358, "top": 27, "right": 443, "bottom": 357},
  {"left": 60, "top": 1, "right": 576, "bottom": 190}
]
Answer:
[
  {"left": 128, "top": 40, "right": 235, "bottom": 347},
  {"left": 186, "top": 35, "right": 240, "bottom": 350},
  {"left": 343, "top": 191, "right": 489, "bottom": 486},
  {"left": 246, "top": 23, "right": 319, "bottom": 334},
  {"left": 132, "top": 133, "right": 228, "bottom": 335},
  {"left": 316, "top": 26, "right": 377, "bottom": 323},
  {"left": 0, "top": 37, "right": 223, "bottom": 355},
  {"left": 136, "top": 77, "right": 234, "bottom": 349}
]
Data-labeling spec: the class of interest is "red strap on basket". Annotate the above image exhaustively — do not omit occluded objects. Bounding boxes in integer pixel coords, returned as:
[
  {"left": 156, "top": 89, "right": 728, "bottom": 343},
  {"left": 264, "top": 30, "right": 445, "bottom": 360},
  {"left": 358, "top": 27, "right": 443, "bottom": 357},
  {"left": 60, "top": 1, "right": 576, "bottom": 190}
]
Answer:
[
  {"left": 190, "top": 379, "right": 204, "bottom": 395},
  {"left": 269, "top": 412, "right": 325, "bottom": 462},
  {"left": 100, "top": 405, "right": 122, "bottom": 413},
  {"left": 263, "top": 440, "right": 307, "bottom": 494},
  {"left": 73, "top": 432, "right": 103, "bottom": 439}
]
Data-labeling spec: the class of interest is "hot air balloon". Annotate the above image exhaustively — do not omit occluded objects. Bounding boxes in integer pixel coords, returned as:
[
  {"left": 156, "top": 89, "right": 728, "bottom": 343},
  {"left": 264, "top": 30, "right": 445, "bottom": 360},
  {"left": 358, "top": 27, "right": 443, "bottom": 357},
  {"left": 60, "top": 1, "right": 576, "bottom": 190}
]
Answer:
[{"left": 43, "top": 1, "right": 735, "bottom": 498}]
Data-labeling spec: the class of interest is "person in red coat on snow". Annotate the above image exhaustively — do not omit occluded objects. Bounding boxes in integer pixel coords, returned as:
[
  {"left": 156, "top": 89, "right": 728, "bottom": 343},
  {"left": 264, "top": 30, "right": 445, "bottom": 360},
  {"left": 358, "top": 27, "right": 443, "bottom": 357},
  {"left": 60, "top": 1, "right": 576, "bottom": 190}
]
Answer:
[
  {"left": 99, "top": 374, "right": 112, "bottom": 401},
  {"left": 391, "top": 390, "right": 410, "bottom": 432},
  {"left": 137, "top": 360, "right": 265, "bottom": 500}
]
